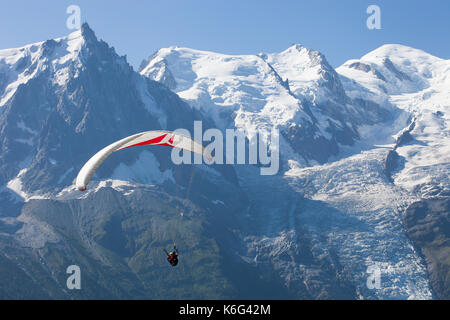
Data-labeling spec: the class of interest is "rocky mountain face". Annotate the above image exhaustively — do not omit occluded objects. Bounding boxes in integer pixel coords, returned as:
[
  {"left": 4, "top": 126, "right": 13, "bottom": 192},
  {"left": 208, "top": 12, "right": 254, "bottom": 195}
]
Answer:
[
  {"left": 0, "top": 24, "right": 247, "bottom": 298},
  {"left": 0, "top": 24, "right": 448, "bottom": 299},
  {"left": 404, "top": 197, "right": 450, "bottom": 299}
]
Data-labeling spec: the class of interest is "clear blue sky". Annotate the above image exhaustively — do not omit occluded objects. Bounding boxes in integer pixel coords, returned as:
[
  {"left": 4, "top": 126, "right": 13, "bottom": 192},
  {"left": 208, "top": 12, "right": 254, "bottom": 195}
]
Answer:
[{"left": 0, "top": 0, "right": 448, "bottom": 69}]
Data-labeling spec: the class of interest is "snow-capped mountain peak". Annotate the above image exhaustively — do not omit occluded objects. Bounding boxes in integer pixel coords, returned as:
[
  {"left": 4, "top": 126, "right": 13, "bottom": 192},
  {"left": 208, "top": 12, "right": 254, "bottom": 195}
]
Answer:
[
  {"left": 262, "top": 44, "right": 346, "bottom": 105},
  {"left": 0, "top": 24, "right": 119, "bottom": 108},
  {"left": 337, "top": 43, "right": 447, "bottom": 97},
  {"left": 361, "top": 43, "right": 442, "bottom": 65}
]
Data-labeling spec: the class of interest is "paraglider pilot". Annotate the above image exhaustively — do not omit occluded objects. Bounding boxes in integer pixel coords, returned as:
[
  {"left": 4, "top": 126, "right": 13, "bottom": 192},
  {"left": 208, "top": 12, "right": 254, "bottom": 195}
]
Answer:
[{"left": 164, "top": 245, "right": 179, "bottom": 267}]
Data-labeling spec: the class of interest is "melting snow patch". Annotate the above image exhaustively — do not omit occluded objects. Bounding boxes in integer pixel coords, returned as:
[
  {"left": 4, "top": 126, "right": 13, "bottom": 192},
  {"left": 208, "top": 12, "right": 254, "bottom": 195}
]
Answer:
[
  {"left": 110, "top": 150, "right": 175, "bottom": 185},
  {"left": 6, "top": 169, "right": 29, "bottom": 200}
]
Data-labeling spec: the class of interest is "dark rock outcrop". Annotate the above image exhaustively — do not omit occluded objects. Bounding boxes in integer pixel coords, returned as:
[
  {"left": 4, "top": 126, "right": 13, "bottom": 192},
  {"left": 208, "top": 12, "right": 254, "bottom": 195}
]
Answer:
[{"left": 404, "top": 197, "right": 450, "bottom": 299}]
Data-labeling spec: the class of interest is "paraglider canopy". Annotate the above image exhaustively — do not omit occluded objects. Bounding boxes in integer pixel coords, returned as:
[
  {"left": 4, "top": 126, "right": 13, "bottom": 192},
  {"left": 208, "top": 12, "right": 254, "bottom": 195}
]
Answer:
[{"left": 75, "top": 130, "right": 212, "bottom": 191}]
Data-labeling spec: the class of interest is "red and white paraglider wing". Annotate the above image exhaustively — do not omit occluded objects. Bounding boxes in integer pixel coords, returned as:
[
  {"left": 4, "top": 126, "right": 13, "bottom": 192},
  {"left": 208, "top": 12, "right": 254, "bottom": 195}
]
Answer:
[
  {"left": 75, "top": 130, "right": 211, "bottom": 191},
  {"left": 116, "top": 131, "right": 171, "bottom": 150}
]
